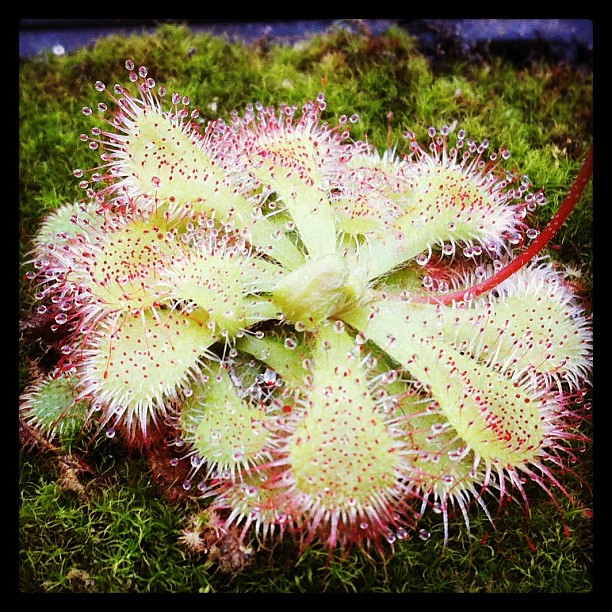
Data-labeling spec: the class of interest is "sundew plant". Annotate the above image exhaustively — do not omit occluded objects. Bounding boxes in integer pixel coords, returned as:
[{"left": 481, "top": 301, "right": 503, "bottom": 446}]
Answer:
[{"left": 19, "top": 24, "right": 592, "bottom": 590}]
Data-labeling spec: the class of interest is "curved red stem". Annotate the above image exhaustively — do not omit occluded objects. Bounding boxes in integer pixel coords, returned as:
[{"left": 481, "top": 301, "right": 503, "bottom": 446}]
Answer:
[{"left": 415, "top": 143, "right": 593, "bottom": 305}]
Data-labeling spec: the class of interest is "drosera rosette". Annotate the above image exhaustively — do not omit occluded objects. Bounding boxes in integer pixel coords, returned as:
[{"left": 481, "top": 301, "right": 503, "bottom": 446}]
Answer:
[{"left": 19, "top": 58, "right": 592, "bottom": 560}]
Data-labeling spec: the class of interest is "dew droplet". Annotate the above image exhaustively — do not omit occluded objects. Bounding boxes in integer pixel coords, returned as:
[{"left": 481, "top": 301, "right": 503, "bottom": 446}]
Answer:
[
  {"left": 448, "top": 448, "right": 463, "bottom": 461},
  {"left": 263, "top": 368, "right": 277, "bottom": 386},
  {"left": 106, "top": 428, "right": 116, "bottom": 438},
  {"left": 416, "top": 253, "right": 430, "bottom": 266},
  {"left": 232, "top": 448, "right": 245, "bottom": 462},
  {"left": 382, "top": 370, "right": 398, "bottom": 385},
  {"left": 284, "top": 337, "right": 297, "bottom": 350},
  {"left": 352, "top": 333, "right": 366, "bottom": 347},
  {"left": 507, "top": 231, "right": 522, "bottom": 245},
  {"left": 475, "top": 266, "right": 486, "bottom": 279},
  {"left": 418, "top": 528, "right": 431, "bottom": 541},
  {"left": 396, "top": 527, "right": 409, "bottom": 540},
  {"left": 301, "top": 358, "right": 313, "bottom": 372},
  {"left": 333, "top": 320, "right": 345, "bottom": 333},
  {"left": 54, "top": 313, "right": 68, "bottom": 325}
]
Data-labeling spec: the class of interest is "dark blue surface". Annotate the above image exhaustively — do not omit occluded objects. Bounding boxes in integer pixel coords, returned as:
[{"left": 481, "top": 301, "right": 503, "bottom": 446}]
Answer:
[
  {"left": 19, "top": 19, "right": 592, "bottom": 63},
  {"left": 18, "top": 19, "right": 394, "bottom": 57}
]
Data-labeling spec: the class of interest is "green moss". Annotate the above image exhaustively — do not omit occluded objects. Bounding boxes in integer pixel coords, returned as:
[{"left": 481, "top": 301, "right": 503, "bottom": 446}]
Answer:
[
  {"left": 19, "top": 22, "right": 592, "bottom": 593},
  {"left": 19, "top": 449, "right": 213, "bottom": 593}
]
